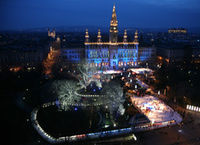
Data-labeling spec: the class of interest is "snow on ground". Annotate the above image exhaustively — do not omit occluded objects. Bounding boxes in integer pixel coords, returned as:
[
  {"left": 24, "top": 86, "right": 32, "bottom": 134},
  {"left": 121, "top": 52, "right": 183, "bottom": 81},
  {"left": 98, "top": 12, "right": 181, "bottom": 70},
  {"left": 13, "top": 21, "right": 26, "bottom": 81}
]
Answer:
[
  {"left": 131, "top": 95, "right": 182, "bottom": 124},
  {"left": 128, "top": 68, "right": 153, "bottom": 74}
]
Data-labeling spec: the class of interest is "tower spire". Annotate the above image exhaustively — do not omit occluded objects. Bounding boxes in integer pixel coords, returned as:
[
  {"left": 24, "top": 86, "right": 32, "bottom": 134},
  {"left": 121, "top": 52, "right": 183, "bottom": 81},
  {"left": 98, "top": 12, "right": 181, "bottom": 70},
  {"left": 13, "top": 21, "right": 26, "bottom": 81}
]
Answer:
[
  {"left": 52, "top": 28, "right": 56, "bottom": 39},
  {"left": 97, "top": 29, "right": 102, "bottom": 43},
  {"left": 85, "top": 29, "right": 89, "bottom": 43},
  {"left": 134, "top": 30, "right": 138, "bottom": 43},
  {"left": 112, "top": 4, "right": 117, "bottom": 20},
  {"left": 109, "top": 4, "right": 118, "bottom": 43},
  {"left": 123, "top": 29, "right": 128, "bottom": 43}
]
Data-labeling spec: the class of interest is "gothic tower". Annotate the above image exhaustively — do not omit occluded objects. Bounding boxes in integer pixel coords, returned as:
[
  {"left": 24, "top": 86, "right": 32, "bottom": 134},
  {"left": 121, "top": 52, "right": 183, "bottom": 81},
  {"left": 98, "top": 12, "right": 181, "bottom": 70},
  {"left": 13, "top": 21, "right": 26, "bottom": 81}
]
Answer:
[
  {"left": 85, "top": 29, "right": 89, "bottom": 43},
  {"left": 109, "top": 4, "right": 118, "bottom": 43},
  {"left": 97, "top": 29, "right": 102, "bottom": 43},
  {"left": 123, "top": 29, "right": 128, "bottom": 43}
]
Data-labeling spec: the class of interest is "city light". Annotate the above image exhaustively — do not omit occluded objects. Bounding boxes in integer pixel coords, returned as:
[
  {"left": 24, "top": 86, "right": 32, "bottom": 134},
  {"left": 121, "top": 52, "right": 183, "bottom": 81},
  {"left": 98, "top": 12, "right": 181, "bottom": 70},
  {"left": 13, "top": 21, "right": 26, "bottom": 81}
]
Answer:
[
  {"left": 186, "top": 105, "right": 200, "bottom": 112},
  {"left": 1, "top": 1, "right": 199, "bottom": 145}
]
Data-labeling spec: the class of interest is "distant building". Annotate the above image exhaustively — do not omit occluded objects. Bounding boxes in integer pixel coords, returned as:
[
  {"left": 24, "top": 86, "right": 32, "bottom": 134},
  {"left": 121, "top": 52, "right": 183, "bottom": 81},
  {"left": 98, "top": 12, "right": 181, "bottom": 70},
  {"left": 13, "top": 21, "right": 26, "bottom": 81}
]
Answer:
[
  {"left": 60, "top": 48, "right": 83, "bottom": 64},
  {"left": 158, "top": 47, "right": 185, "bottom": 62},
  {"left": 156, "top": 43, "right": 199, "bottom": 63},
  {"left": 0, "top": 33, "right": 50, "bottom": 70},
  {"left": 167, "top": 28, "right": 189, "bottom": 43},
  {"left": 0, "top": 48, "right": 48, "bottom": 68},
  {"left": 49, "top": 5, "right": 156, "bottom": 70},
  {"left": 138, "top": 47, "right": 156, "bottom": 62},
  {"left": 84, "top": 5, "right": 154, "bottom": 70},
  {"left": 168, "top": 28, "right": 187, "bottom": 34},
  {"left": 156, "top": 28, "right": 200, "bottom": 63},
  {"left": 48, "top": 28, "right": 56, "bottom": 39}
]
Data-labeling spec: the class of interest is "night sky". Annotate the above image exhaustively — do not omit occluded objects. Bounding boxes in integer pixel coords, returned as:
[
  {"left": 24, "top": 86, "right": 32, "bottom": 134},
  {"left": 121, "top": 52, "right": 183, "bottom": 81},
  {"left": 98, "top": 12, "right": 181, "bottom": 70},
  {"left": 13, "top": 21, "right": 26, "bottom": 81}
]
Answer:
[{"left": 0, "top": 0, "right": 200, "bottom": 30}]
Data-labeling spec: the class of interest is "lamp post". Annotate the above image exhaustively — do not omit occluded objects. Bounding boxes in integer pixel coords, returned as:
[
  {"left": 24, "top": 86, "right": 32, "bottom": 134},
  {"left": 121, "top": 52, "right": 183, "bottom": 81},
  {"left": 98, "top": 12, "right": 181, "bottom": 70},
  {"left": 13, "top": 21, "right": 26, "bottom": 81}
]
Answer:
[{"left": 135, "top": 85, "right": 137, "bottom": 89}]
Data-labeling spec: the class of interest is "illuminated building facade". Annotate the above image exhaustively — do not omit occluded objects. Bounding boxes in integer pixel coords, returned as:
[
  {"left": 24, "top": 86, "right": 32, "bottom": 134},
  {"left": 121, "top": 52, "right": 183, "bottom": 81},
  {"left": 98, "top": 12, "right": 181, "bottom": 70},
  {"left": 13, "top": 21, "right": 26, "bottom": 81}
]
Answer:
[
  {"left": 58, "top": 5, "right": 156, "bottom": 70},
  {"left": 48, "top": 28, "right": 56, "bottom": 39},
  {"left": 85, "top": 5, "right": 139, "bottom": 69},
  {"left": 168, "top": 28, "right": 187, "bottom": 34},
  {"left": 0, "top": 49, "right": 47, "bottom": 68},
  {"left": 138, "top": 46, "right": 156, "bottom": 62}
]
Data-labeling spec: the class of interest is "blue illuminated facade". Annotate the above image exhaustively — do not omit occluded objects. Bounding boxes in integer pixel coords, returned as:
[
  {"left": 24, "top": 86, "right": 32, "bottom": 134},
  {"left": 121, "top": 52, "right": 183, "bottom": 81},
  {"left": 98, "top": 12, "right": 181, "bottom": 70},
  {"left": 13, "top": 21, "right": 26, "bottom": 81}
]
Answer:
[
  {"left": 62, "top": 48, "right": 82, "bottom": 63},
  {"left": 58, "top": 5, "right": 155, "bottom": 69},
  {"left": 85, "top": 45, "right": 139, "bottom": 69},
  {"left": 84, "top": 5, "right": 139, "bottom": 70}
]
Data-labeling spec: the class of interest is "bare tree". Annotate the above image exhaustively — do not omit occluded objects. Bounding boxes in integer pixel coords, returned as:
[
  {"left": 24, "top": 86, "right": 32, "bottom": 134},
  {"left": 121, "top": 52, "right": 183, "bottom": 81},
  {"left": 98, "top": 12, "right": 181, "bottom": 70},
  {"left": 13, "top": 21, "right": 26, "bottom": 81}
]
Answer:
[
  {"left": 51, "top": 80, "right": 80, "bottom": 110},
  {"left": 102, "top": 81, "right": 125, "bottom": 115},
  {"left": 78, "top": 61, "right": 102, "bottom": 89}
]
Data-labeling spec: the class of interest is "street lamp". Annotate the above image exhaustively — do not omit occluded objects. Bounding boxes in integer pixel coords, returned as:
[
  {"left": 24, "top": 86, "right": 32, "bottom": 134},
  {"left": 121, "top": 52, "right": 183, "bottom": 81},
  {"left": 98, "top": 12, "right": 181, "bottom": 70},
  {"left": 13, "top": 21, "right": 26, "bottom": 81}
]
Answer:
[
  {"left": 158, "top": 90, "right": 160, "bottom": 95},
  {"left": 135, "top": 85, "right": 137, "bottom": 89}
]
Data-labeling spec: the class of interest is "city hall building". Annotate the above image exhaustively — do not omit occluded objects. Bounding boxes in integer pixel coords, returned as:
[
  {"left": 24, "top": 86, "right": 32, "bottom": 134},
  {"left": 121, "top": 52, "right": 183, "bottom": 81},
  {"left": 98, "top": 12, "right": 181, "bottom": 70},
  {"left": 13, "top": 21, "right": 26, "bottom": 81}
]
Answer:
[
  {"left": 84, "top": 5, "right": 139, "bottom": 69},
  {"left": 51, "top": 5, "right": 156, "bottom": 70}
]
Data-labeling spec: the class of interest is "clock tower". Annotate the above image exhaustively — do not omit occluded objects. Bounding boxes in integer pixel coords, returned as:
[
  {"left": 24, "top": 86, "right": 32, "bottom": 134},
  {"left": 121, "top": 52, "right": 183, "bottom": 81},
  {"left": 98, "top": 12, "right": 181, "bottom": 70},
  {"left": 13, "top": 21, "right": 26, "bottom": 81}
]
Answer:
[{"left": 109, "top": 5, "right": 118, "bottom": 43}]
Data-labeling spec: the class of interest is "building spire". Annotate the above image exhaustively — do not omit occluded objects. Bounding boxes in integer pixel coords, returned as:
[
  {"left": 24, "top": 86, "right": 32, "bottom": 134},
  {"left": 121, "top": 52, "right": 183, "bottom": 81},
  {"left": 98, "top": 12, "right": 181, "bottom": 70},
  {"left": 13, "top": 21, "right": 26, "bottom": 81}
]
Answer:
[
  {"left": 48, "top": 28, "right": 56, "bottom": 39},
  {"left": 52, "top": 28, "right": 56, "bottom": 39},
  {"left": 123, "top": 29, "right": 128, "bottom": 43},
  {"left": 109, "top": 4, "right": 118, "bottom": 43},
  {"left": 97, "top": 29, "right": 102, "bottom": 43},
  {"left": 110, "top": 4, "right": 118, "bottom": 27},
  {"left": 85, "top": 29, "right": 89, "bottom": 43},
  {"left": 112, "top": 4, "right": 116, "bottom": 18},
  {"left": 134, "top": 29, "right": 138, "bottom": 43}
]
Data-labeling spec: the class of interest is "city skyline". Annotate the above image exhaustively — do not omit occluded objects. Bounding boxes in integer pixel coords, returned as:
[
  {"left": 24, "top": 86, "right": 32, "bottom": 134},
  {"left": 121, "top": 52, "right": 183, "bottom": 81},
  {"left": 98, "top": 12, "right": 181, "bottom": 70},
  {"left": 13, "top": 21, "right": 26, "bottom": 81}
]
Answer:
[
  {"left": 0, "top": 0, "right": 200, "bottom": 31},
  {"left": 1, "top": 1, "right": 200, "bottom": 145}
]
